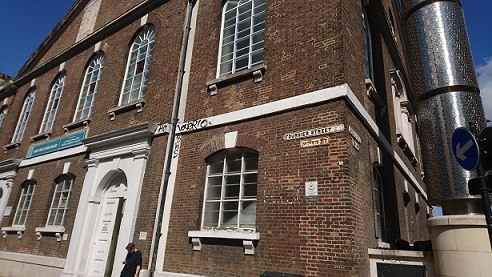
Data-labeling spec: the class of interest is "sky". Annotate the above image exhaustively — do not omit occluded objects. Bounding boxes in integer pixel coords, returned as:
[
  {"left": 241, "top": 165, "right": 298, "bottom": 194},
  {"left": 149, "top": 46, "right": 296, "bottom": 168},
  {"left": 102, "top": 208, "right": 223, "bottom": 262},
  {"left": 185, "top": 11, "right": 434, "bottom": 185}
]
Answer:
[{"left": 0, "top": 0, "right": 491, "bottom": 120}]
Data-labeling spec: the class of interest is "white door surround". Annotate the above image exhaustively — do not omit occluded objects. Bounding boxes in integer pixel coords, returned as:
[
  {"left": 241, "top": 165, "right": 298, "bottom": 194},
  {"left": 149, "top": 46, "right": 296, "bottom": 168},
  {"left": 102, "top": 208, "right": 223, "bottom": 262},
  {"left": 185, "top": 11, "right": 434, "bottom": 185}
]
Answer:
[
  {"left": 0, "top": 159, "right": 21, "bottom": 226},
  {"left": 61, "top": 123, "right": 156, "bottom": 277}
]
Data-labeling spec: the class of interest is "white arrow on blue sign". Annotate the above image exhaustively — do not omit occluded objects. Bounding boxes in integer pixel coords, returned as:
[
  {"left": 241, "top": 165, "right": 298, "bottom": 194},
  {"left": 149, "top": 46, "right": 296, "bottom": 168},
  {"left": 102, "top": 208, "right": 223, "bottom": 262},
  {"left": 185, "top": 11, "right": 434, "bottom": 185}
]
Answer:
[{"left": 452, "top": 127, "right": 480, "bottom": 171}]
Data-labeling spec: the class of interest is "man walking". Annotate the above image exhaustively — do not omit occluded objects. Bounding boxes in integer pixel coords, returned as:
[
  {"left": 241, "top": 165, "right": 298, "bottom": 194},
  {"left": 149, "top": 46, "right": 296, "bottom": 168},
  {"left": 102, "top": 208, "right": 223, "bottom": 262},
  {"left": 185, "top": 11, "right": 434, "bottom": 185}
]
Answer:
[{"left": 120, "top": 243, "right": 142, "bottom": 277}]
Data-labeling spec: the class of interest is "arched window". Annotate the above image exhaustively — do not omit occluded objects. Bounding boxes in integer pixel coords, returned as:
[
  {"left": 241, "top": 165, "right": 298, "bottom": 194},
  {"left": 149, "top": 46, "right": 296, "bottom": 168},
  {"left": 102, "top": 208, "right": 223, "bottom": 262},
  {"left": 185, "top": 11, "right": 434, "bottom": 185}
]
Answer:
[
  {"left": 362, "top": 8, "right": 373, "bottom": 82},
  {"left": 120, "top": 25, "right": 156, "bottom": 105},
  {"left": 12, "top": 89, "right": 36, "bottom": 143},
  {"left": 202, "top": 148, "right": 258, "bottom": 229},
  {"left": 75, "top": 53, "right": 104, "bottom": 121},
  {"left": 0, "top": 105, "right": 8, "bottom": 129},
  {"left": 41, "top": 73, "right": 66, "bottom": 133},
  {"left": 217, "top": 0, "right": 266, "bottom": 77},
  {"left": 13, "top": 181, "right": 36, "bottom": 226},
  {"left": 47, "top": 175, "right": 74, "bottom": 226}
]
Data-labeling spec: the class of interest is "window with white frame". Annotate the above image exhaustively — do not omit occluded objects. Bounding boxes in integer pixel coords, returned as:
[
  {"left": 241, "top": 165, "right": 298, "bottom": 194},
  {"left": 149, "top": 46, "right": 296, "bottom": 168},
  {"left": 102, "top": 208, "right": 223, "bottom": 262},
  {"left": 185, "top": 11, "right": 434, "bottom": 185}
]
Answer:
[
  {"left": 13, "top": 181, "right": 36, "bottom": 226},
  {"left": 0, "top": 106, "right": 8, "bottom": 129},
  {"left": 12, "top": 89, "right": 36, "bottom": 143},
  {"left": 47, "top": 175, "right": 74, "bottom": 226},
  {"left": 75, "top": 53, "right": 104, "bottom": 121},
  {"left": 373, "top": 168, "right": 386, "bottom": 243},
  {"left": 202, "top": 148, "right": 258, "bottom": 229},
  {"left": 41, "top": 74, "right": 66, "bottom": 133},
  {"left": 362, "top": 8, "right": 373, "bottom": 82},
  {"left": 217, "top": 0, "right": 266, "bottom": 77},
  {"left": 120, "top": 25, "right": 156, "bottom": 105}
]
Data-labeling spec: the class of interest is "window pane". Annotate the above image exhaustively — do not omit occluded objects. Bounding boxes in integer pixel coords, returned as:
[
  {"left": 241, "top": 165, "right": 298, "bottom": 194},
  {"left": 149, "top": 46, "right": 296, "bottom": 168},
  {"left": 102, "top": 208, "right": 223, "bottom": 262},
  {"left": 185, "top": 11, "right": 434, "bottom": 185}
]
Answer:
[
  {"left": 240, "top": 201, "right": 256, "bottom": 228},
  {"left": 226, "top": 159, "right": 241, "bottom": 173},
  {"left": 222, "top": 201, "right": 239, "bottom": 227},
  {"left": 251, "top": 51, "right": 264, "bottom": 65},
  {"left": 206, "top": 176, "right": 223, "bottom": 200},
  {"left": 243, "top": 173, "right": 257, "bottom": 197},
  {"left": 235, "top": 57, "right": 249, "bottom": 71},
  {"left": 220, "top": 61, "right": 233, "bottom": 75},
  {"left": 203, "top": 202, "right": 220, "bottom": 227}
]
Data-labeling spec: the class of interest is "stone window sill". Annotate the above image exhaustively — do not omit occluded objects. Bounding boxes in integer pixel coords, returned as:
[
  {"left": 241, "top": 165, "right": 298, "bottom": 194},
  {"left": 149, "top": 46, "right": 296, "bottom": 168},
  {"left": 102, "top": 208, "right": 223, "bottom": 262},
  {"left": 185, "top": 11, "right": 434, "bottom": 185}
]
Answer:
[
  {"left": 368, "top": 248, "right": 431, "bottom": 258},
  {"left": 3, "top": 142, "right": 21, "bottom": 152},
  {"left": 206, "top": 63, "right": 267, "bottom": 96},
  {"left": 188, "top": 229, "right": 260, "bottom": 255},
  {"left": 35, "top": 226, "right": 65, "bottom": 241},
  {"left": 63, "top": 119, "right": 91, "bottom": 133},
  {"left": 108, "top": 99, "right": 145, "bottom": 121},
  {"left": 30, "top": 131, "right": 52, "bottom": 143},
  {"left": 1, "top": 226, "right": 26, "bottom": 239}
]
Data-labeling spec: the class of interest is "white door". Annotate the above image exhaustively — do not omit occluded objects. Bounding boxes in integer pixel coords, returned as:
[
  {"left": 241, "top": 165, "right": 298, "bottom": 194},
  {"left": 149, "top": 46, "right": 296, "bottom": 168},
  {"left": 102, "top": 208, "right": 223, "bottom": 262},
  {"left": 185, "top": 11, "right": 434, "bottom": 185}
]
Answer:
[{"left": 89, "top": 198, "right": 123, "bottom": 276}]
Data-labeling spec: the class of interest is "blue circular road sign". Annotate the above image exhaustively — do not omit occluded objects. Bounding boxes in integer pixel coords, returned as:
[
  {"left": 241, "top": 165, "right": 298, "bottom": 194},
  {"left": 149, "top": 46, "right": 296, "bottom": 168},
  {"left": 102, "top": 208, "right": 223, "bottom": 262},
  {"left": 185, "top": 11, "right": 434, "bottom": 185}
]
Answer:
[{"left": 452, "top": 127, "right": 480, "bottom": 171}]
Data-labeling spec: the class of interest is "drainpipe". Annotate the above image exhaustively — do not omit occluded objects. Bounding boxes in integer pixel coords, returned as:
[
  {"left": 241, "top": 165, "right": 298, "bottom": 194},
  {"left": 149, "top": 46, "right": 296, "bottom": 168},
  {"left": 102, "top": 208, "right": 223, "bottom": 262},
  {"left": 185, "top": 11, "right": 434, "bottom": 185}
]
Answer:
[
  {"left": 402, "top": 0, "right": 485, "bottom": 214},
  {"left": 149, "top": 0, "right": 197, "bottom": 276}
]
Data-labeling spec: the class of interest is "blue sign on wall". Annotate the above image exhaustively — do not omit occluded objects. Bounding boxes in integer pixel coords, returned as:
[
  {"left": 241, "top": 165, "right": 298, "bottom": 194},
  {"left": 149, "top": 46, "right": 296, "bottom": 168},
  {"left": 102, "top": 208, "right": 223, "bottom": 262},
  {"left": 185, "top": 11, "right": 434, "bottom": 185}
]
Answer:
[
  {"left": 452, "top": 127, "right": 480, "bottom": 171},
  {"left": 26, "top": 130, "right": 87, "bottom": 158}
]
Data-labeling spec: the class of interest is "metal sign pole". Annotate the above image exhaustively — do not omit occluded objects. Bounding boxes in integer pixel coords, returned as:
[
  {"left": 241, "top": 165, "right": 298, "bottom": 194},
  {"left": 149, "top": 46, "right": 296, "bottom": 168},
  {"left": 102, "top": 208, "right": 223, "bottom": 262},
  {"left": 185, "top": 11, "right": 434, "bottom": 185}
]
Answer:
[{"left": 469, "top": 122, "right": 492, "bottom": 248}]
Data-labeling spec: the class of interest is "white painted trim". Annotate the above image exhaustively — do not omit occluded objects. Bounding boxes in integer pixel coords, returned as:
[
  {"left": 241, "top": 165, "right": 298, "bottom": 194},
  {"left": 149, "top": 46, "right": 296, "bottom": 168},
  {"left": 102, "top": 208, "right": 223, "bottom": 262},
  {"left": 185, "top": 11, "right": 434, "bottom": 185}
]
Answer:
[
  {"left": 224, "top": 131, "right": 238, "bottom": 148},
  {"left": 154, "top": 272, "right": 206, "bottom": 277},
  {"left": 0, "top": 250, "right": 65, "bottom": 267},
  {"left": 173, "top": 83, "right": 427, "bottom": 201},
  {"left": 35, "top": 226, "right": 65, "bottom": 233},
  {"left": 1, "top": 226, "right": 25, "bottom": 232},
  {"left": 19, "top": 145, "right": 87, "bottom": 167},
  {"left": 176, "top": 84, "right": 349, "bottom": 134},
  {"left": 188, "top": 230, "right": 260, "bottom": 240},
  {"left": 63, "top": 162, "right": 71, "bottom": 174}
]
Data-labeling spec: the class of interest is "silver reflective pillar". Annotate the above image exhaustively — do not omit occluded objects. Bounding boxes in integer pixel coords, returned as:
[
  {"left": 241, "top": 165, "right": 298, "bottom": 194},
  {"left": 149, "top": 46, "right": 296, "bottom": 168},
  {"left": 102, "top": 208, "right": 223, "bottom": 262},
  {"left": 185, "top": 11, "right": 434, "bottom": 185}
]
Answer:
[{"left": 403, "top": 0, "right": 485, "bottom": 214}]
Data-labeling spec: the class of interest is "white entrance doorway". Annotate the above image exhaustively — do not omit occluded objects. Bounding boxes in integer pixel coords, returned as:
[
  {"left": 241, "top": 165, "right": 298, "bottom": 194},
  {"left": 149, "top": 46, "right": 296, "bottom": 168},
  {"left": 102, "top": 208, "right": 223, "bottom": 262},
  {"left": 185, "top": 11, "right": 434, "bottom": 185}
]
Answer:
[{"left": 89, "top": 172, "right": 127, "bottom": 277}]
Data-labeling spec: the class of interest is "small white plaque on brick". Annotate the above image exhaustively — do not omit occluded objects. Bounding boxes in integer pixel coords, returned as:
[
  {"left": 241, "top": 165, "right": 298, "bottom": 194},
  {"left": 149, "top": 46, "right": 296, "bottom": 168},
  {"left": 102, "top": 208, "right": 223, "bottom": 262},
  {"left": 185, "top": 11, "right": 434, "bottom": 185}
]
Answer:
[{"left": 305, "top": 181, "right": 319, "bottom": 201}]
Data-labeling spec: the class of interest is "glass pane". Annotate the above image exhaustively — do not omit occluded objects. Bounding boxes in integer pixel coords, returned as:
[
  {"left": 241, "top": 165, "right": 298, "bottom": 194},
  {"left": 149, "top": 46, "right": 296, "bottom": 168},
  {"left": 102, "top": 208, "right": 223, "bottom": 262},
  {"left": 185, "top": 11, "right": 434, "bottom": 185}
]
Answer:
[
  {"left": 238, "top": 18, "right": 251, "bottom": 33},
  {"left": 244, "top": 153, "right": 258, "bottom": 171},
  {"left": 206, "top": 177, "right": 222, "bottom": 200},
  {"left": 252, "top": 31, "right": 264, "bottom": 44},
  {"left": 251, "top": 51, "right": 263, "bottom": 65},
  {"left": 235, "top": 56, "right": 249, "bottom": 71},
  {"left": 236, "top": 36, "right": 250, "bottom": 50},
  {"left": 238, "top": 2, "right": 252, "bottom": 17},
  {"left": 239, "top": 201, "right": 256, "bottom": 228},
  {"left": 221, "top": 201, "right": 239, "bottom": 227},
  {"left": 48, "top": 210, "right": 56, "bottom": 225},
  {"left": 203, "top": 202, "right": 220, "bottom": 227},
  {"left": 208, "top": 175, "right": 222, "bottom": 186},
  {"left": 55, "top": 211, "right": 64, "bottom": 226},
  {"left": 226, "top": 159, "right": 241, "bottom": 173},
  {"left": 252, "top": 40, "right": 264, "bottom": 52},
  {"left": 225, "top": 9, "right": 237, "bottom": 23},
  {"left": 220, "top": 61, "right": 233, "bottom": 75},
  {"left": 209, "top": 160, "right": 224, "bottom": 175},
  {"left": 224, "top": 177, "right": 240, "bottom": 199},
  {"left": 221, "top": 52, "right": 234, "bottom": 63},
  {"left": 243, "top": 173, "right": 257, "bottom": 197}
]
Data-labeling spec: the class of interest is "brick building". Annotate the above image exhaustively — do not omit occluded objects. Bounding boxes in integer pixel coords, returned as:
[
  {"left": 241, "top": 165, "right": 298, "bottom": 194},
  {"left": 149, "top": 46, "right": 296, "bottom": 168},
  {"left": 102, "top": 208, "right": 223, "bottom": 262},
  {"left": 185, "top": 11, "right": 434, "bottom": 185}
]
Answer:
[{"left": 0, "top": 0, "right": 432, "bottom": 276}]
